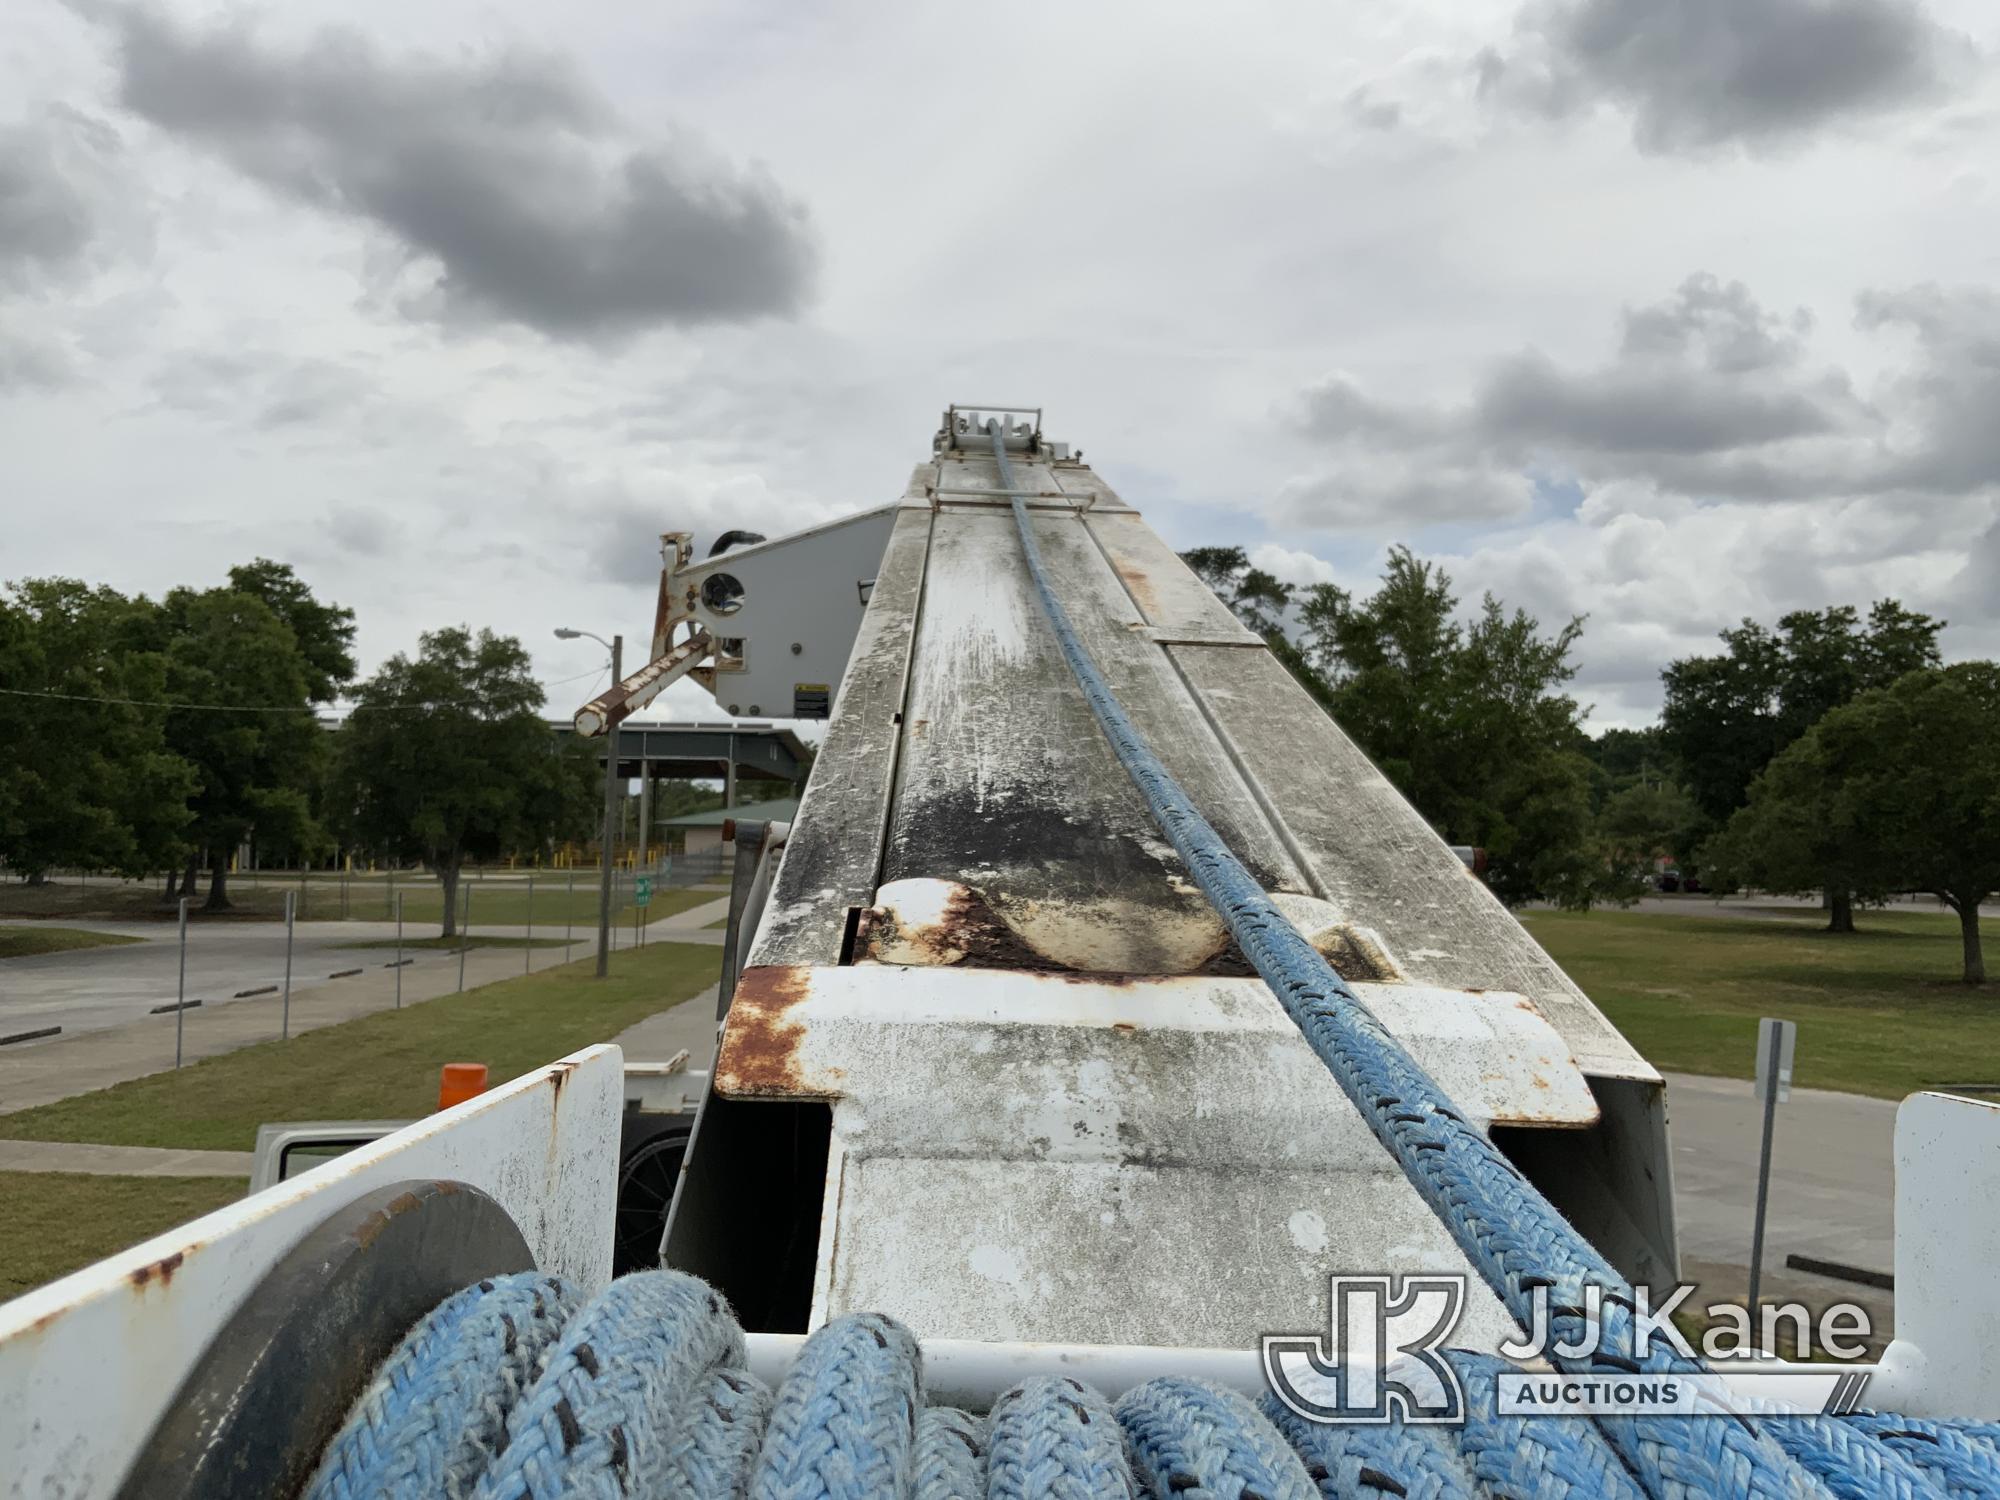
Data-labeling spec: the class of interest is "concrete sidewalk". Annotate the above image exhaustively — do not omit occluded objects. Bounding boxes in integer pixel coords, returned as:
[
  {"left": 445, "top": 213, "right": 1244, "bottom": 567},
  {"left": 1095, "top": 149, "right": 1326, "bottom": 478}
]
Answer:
[
  {"left": 0, "top": 897, "right": 732, "bottom": 1114},
  {"left": 0, "top": 1139, "right": 252, "bottom": 1178}
]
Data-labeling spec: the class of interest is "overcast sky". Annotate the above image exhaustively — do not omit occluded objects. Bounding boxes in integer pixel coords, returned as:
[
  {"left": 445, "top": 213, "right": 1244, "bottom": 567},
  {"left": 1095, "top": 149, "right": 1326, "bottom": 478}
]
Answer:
[{"left": 4, "top": 0, "right": 1997, "bottom": 729}]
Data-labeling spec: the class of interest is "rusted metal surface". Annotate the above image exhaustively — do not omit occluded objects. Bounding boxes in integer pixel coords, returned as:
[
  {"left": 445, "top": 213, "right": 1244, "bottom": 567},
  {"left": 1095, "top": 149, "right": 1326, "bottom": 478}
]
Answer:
[
  {"left": 716, "top": 964, "right": 815, "bottom": 1095},
  {"left": 574, "top": 626, "right": 716, "bottom": 737},
  {"left": 715, "top": 964, "right": 1595, "bottom": 1129},
  {"left": 0, "top": 1046, "right": 622, "bottom": 1499},
  {"left": 859, "top": 878, "right": 1399, "bottom": 983}
]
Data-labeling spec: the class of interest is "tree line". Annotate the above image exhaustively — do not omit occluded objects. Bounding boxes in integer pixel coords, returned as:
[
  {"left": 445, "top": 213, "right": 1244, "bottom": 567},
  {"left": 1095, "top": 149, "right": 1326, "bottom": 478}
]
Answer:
[
  {"left": 1, "top": 563, "right": 598, "bottom": 935},
  {"left": 1181, "top": 547, "right": 2000, "bottom": 983}
]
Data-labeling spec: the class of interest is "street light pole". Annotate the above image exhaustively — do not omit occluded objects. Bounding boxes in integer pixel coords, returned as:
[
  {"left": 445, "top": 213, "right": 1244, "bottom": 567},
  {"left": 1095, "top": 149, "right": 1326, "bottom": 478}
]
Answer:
[
  {"left": 597, "top": 633, "right": 622, "bottom": 977},
  {"left": 556, "top": 625, "right": 625, "bottom": 981}
]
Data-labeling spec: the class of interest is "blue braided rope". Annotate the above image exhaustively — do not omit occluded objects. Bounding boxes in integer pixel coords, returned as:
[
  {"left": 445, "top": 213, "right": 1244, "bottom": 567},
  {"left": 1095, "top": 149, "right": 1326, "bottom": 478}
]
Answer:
[
  {"left": 1442, "top": 1351, "right": 1652, "bottom": 1500},
  {"left": 1844, "top": 1415, "right": 2000, "bottom": 1499},
  {"left": 1118, "top": 1377, "right": 1318, "bottom": 1499},
  {"left": 659, "top": 1364, "right": 775, "bottom": 1498},
  {"left": 1260, "top": 1392, "right": 1481, "bottom": 1500},
  {"left": 990, "top": 421, "right": 1825, "bottom": 1500},
  {"left": 749, "top": 1312, "right": 922, "bottom": 1500},
  {"left": 1763, "top": 1416, "right": 1949, "bottom": 1500},
  {"left": 304, "top": 1272, "right": 579, "bottom": 1500},
  {"left": 986, "top": 1375, "right": 1138, "bottom": 1499},
  {"left": 473, "top": 1270, "right": 744, "bottom": 1500},
  {"left": 914, "top": 1407, "right": 989, "bottom": 1500}
]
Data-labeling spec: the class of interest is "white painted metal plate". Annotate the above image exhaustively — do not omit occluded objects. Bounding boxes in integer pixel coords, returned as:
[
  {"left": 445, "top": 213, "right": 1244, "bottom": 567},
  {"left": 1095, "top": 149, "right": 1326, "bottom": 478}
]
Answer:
[
  {"left": 820, "top": 1148, "right": 1524, "bottom": 1353},
  {"left": 0, "top": 1046, "right": 624, "bottom": 1500},
  {"left": 1870, "top": 1091, "right": 2000, "bottom": 1418}
]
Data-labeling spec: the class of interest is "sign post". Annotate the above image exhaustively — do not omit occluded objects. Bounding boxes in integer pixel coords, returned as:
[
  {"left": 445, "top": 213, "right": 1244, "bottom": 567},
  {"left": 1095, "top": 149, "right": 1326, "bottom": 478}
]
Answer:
[
  {"left": 634, "top": 875, "right": 652, "bottom": 950},
  {"left": 281, "top": 889, "right": 295, "bottom": 1040},
  {"left": 1747, "top": 1016, "right": 1797, "bottom": 1315},
  {"left": 174, "top": 897, "right": 189, "bottom": 1069}
]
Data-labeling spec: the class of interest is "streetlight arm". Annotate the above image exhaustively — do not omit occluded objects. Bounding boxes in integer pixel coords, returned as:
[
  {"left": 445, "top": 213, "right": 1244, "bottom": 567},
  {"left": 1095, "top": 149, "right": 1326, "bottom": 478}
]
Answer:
[{"left": 554, "top": 627, "right": 615, "bottom": 654}]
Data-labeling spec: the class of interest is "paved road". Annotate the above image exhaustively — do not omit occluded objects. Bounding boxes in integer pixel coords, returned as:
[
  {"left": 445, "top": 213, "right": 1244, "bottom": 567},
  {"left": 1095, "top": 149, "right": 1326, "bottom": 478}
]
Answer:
[
  {"left": 1664, "top": 1069, "right": 1897, "bottom": 1336},
  {"left": 0, "top": 899, "right": 731, "bottom": 1113},
  {"left": 0, "top": 902, "right": 727, "bottom": 1045},
  {"left": 1614, "top": 893, "right": 1960, "bottom": 921}
]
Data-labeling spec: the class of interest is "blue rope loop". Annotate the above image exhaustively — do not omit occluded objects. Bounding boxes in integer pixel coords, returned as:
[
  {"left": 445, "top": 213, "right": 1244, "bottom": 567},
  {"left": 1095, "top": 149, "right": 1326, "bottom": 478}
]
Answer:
[
  {"left": 750, "top": 1311, "right": 923, "bottom": 1500},
  {"left": 914, "top": 1407, "right": 989, "bottom": 1500},
  {"left": 304, "top": 1271, "right": 580, "bottom": 1500},
  {"left": 474, "top": 1269, "right": 746, "bottom": 1500},
  {"left": 1261, "top": 1392, "right": 1481, "bottom": 1500},
  {"left": 987, "top": 422, "right": 1827, "bottom": 1500},
  {"left": 1442, "top": 1351, "right": 1651, "bottom": 1500},
  {"left": 659, "top": 1364, "right": 776, "bottom": 1498},
  {"left": 1842, "top": 1415, "right": 2000, "bottom": 1499},
  {"left": 986, "top": 1374, "right": 1137, "bottom": 1500},
  {"left": 1118, "top": 1377, "right": 1318, "bottom": 1500}
]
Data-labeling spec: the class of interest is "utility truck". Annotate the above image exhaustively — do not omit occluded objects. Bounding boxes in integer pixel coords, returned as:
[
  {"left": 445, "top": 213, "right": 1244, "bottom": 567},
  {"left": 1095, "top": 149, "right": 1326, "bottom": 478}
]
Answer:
[{"left": 3, "top": 409, "right": 1995, "bottom": 1499}]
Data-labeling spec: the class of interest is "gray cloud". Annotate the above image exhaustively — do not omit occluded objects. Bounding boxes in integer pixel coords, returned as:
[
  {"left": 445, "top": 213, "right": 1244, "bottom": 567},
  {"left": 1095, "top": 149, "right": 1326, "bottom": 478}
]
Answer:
[
  {"left": 1475, "top": 349, "right": 1847, "bottom": 455},
  {"left": 91, "top": 6, "right": 816, "bottom": 339},
  {"left": 1478, "top": 0, "right": 1972, "bottom": 153},
  {"left": 0, "top": 333, "right": 75, "bottom": 390},
  {"left": 1856, "top": 284, "right": 2000, "bottom": 494},
  {"left": 0, "top": 103, "right": 135, "bottom": 290},
  {"left": 1276, "top": 273, "right": 2000, "bottom": 529}
]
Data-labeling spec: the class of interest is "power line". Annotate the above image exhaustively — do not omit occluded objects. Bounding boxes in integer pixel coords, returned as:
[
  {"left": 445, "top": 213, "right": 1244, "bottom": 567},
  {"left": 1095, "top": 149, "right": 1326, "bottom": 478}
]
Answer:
[{"left": 0, "top": 664, "right": 613, "bottom": 716}]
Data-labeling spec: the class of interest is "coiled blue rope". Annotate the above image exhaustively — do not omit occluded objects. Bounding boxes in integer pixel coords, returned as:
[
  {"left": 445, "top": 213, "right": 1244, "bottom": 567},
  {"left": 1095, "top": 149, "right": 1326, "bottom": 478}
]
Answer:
[
  {"left": 1118, "top": 1377, "right": 1318, "bottom": 1499},
  {"left": 750, "top": 1311, "right": 922, "bottom": 1499},
  {"left": 475, "top": 1270, "right": 746, "bottom": 1499},
  {"left": 305, "top": 1272, "right": 580, "bottom": 1500},
  {"left": 987, "top": 421, "right": 1835, "bottom": 1499},
  {"left": 308, "top": 1272, "right": 2000, "bottom": 1499},
  {"left": 912, "top": 1407, "right": 987, "bottom": 1499},
  {"left": 985, "top": 1375, "right": 1135, "bottom": 1499},
  {"left": 1263, "top": 1392, "right": 1482, "bottom": 1499}
]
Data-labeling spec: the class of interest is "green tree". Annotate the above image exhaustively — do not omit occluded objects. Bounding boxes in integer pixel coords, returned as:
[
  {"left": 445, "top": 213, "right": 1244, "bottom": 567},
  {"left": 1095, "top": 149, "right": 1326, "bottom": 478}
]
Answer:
[
  {"left": 156, "top": 587, "right": 328, "bottom": 908},
  {"left": 1599, "top": 778, "right": 1704, "bottom": 886},
  {"left": 333, "top": 627, "right": 597, "bottom": 938},
  {"left": 1179, "top": 546, "right": 1295, "bottom": 634},
  {"left": 1660, "top": 601, "right": 1943, "bottom": 928},
  {"left": 0, "top": 580, "right": 195, "bottom": 883},
  {"left": 1192, "top": 544, "right": 1612, "bottom": 907},
  {"left": 227, "top": 559, "right": 357, "bottom": 703},
  {"left": 1711, "top": 664, "right": 2000, "bottom": 980}
]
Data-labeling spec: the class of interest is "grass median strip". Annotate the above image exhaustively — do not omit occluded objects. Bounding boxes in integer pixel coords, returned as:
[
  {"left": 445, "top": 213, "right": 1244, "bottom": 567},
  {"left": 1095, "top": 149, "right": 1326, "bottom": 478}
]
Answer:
[
  {"left": 0, "top": 926, "right": 144, "bottom": 959},
  {"left": 335, "top": 935, "right": 568, "bottom": 952},
  {"left": 1524, "top": 906, "right": 2000, "bottom": 1099},
  {"left": 0, "top": 1172, "right": 247, "bottom": 1299},
  {"left": 0, "top": 941, "right": 721, "bottom": 1152}
]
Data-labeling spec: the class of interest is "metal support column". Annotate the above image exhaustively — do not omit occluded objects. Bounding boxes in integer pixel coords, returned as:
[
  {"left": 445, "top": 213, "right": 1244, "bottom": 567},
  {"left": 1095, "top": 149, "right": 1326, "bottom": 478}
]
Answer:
[{"left": 637, "top": 764, "right": 651, "bottom": 869}]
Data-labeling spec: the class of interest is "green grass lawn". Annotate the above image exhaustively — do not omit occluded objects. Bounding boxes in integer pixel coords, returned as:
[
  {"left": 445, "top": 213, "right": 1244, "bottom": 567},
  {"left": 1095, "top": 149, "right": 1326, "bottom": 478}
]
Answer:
[
  {"left": 0, "top": 1173, "right": 247, "bottom": 1300},
  {"left": 1522, "top": 907, "right": 2000, "bottom": 1099},
  {"left": 0, "top": 940, "right": 721, "bottom": 1151},
  {"left": 336, "top": 935, "right": 569, "bottom": 952},
  {"left": 0, "top": 926, "right": 143, "bottom": 959},
  {"left": 383, "top": 882, "right": 718, "bottom": 930}
]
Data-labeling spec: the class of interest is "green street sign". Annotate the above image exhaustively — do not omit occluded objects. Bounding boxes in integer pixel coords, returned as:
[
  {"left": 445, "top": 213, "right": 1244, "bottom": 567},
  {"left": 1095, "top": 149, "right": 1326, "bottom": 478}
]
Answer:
[{"left": 633, "top": 875, "right": 653, "bottom": 907}]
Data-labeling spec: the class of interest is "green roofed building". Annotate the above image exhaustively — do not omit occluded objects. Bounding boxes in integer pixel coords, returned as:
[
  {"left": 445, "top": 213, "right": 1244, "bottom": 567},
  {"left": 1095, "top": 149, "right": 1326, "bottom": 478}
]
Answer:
[{"left": 657, "top": 797, "right": 801, "bottom": 856}]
